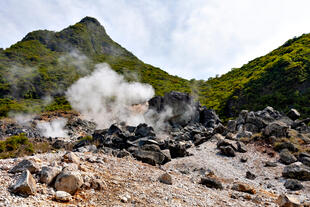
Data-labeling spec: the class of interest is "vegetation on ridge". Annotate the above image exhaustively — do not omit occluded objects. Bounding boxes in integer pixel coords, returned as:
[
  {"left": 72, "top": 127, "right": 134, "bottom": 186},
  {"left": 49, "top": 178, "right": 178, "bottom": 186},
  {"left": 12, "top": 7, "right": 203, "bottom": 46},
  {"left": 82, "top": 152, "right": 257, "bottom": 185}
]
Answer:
[{"left": 1, "top": 16, "right": 310, "bottom": 120}]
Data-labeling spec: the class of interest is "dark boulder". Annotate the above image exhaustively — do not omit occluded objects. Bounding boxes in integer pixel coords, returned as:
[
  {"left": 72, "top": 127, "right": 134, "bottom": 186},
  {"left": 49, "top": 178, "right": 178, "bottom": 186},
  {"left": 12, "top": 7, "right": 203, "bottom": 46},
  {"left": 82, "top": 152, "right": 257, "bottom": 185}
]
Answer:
[
  {"left": 279, "top": 149, "right": 297, "bottom": 165},
  {"left": 287, "top": 109, "right": 300, "bottom": 121},
  {"left": 199, "top": 177, "right": 223, "bottom": 189},
  {"left": 129, "top": 147, "right": 167, "bottom": 166},
  {"left": 245, "top": 171, "right": 256, "bottom": 180},
  {"left": 219, "top": 146, "right": 235, "bottom": 157},
  {"left": 282, "top": 162, "right": 310, "bottom": 181},
  {"left": 168, "top": 142, "right": 190, "bottom": 158},
  {"left": 263, "top": 121, "right": 289, "bottom": 137},
  {"left": 148, "top": 92, "right": 199, "bottom": 127},
  {"left": 135, "top": 123, "right": 155, "bottom": 138},
  {"left": 9, "top": 159, "right": 38, "bottom": 174},
  {"left": 284, "top": 179, "right": 303, "bottom": 191},
  {"left": 199, "top": 107, "right": 221, "bottom": 128}
]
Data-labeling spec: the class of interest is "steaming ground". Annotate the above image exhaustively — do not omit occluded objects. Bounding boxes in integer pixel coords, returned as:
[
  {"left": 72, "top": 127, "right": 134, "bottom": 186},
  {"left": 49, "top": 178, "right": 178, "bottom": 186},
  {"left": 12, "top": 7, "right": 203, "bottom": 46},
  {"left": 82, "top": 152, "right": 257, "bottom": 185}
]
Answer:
[{"left": 65, "top": 63, "right": 155, "bottom": 128}]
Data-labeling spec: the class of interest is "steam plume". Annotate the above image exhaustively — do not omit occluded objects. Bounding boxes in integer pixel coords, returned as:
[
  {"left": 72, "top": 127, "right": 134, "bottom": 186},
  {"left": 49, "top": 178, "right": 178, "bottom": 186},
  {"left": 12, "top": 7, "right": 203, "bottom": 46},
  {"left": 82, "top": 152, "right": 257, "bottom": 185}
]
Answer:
[
  {"left": 36, "top": 118, "right": 68, "bottom": 138},
  {"left": 65, "top": 63, "right": 155, "bottom": 128}
]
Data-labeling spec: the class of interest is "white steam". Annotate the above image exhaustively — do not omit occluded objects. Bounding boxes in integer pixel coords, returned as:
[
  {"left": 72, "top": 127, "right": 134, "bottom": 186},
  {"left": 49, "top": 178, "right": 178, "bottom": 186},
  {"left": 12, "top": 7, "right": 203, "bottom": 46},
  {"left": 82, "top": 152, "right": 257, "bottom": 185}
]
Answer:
[
  {"left": 65, "top": 63, "right": 155, "bottom": 128},
  {"left": 10, "top": 113, "right": 35, "bottom": 127},
  {"left": 36, "top": 118, "right": 68, "bottom": 138}
]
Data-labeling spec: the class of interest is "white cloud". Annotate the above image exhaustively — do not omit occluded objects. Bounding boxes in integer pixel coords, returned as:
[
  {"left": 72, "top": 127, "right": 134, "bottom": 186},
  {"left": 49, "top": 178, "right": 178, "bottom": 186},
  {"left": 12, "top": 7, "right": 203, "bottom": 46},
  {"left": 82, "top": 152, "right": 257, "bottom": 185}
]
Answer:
[{"left": 1, "top": 0, "right": 310, "bottom": 79}]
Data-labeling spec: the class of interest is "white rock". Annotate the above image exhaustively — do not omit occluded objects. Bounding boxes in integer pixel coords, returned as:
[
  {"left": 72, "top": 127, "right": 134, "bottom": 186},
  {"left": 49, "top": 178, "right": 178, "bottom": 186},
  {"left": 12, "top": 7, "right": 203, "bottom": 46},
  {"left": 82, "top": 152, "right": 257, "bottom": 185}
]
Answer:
[{"left": 55, "top": 191, "right": 72, "bottom": 202}]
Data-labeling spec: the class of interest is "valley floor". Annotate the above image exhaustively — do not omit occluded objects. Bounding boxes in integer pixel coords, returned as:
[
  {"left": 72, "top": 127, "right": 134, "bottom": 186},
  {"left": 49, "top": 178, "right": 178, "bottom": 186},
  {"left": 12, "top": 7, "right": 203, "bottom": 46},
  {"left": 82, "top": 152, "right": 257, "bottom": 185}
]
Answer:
[{"left": 0, "top": 140, "right": 308, "bottom": 206}]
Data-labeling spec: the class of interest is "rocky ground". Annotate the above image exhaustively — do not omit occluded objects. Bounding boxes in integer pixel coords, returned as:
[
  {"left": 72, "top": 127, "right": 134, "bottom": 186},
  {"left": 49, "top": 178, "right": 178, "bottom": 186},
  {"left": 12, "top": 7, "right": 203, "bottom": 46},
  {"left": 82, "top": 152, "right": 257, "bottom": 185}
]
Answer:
[{"left": 0, "top": 92, "right": 310, "bottom": 206}]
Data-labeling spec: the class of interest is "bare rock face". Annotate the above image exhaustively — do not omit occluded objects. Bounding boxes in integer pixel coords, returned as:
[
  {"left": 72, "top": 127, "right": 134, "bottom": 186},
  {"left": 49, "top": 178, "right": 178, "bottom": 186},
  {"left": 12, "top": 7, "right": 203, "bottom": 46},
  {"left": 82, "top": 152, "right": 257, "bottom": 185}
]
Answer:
[
  {"left": 54, "top": 169, "right": 83, "bottom": 195},
  {"left": 55, "top": 191, "right": 72, "bottom": 202},
  {"left": 158, "top": 172, "right": 172, "bottom": 185},
  {"left": 9, "top": 170, "right": 36, "bottom": 197},
  {"left": 9, "top": 159, "right": 39, "bottom": 174},
  {"left": 39, "top": 166, "right": 62, "bottom": 185},
  {"left": 276, "top": 193, "right": 301, "bottom": 207}
]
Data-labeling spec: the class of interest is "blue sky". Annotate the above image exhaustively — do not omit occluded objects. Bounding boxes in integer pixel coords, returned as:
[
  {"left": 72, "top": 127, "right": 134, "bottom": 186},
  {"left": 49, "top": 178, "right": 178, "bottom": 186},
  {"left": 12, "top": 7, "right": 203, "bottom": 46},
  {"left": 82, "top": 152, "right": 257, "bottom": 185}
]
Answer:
[{"left": 1, "top": 0, "right": 310, "bottom": 80}]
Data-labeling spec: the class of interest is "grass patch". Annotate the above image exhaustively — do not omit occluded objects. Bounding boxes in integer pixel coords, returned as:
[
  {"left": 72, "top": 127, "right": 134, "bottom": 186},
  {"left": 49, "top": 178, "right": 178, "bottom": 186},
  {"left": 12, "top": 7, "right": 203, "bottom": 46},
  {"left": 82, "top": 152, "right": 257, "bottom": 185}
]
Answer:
[{"left": 0, "top": 134, "right": 34, "bottom": 159}]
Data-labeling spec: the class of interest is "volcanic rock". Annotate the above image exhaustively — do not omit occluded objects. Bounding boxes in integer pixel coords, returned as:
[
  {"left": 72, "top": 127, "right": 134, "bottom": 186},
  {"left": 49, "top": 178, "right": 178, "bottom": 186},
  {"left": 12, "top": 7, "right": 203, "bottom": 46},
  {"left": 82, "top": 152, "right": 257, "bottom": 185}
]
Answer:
[
  {"left": 263, "top": 121, "right": 289, "bottom": 137},
  {"left": 158, "top": 172, "right": 172, "bottom": 185},
  {"left": 9, "top": 159, "right": 39, "bottom": 174},
  {"left": 231, "top": 182, "right": 256, "bottom": 194},
  {"left": 39, "top": 166, "right": 61, "bottom": 185},
  {"left": 63, "top": 152, "right": 80, "bottom": 164},
  {"left": 279, "top": 149, "right": 297, "bottom": 165},
  {"left": 219, "top": 146, "right": 236, "bottom": 157},
  {"left": 276, "top": 193, "right": 301, "bottom": 207},
  {"left": 199, "top": 177, "right": 223, "bottom": 189},
  {"left": 282, "top": 162, "right": 310, "bottom": 181},
  {"left": 287, "top": 109, "right": 300, "bottom": 121},
  {"left": 284, "top": 179, "right": 303, "bottom": 191},
  {"left": 245, "top": 171, "right": 256, "bottom": 180},
  {"left": 55, "top": 191, "right": 72, "bottom": 202},
  {"left": 168, "top": 142, "right": 190, "bottom": 158},
  {"left": 9, "top": 170, "right": 36, "bottom": 197},
  {"left": 129, "top": 148, "right": 167, "bottom": 166},
  {"left": 54, "top": 169, "right": 83, "bottom": 195}
]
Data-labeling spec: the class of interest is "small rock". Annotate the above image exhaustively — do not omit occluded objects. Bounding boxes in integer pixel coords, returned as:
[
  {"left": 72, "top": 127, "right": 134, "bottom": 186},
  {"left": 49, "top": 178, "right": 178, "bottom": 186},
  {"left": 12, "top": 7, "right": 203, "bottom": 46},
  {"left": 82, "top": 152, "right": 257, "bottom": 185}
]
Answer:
[
  {"left": 63, "top": 152, "right": 80, "bottom": 164},
  {"left": 284, "top": 179, "right": 303, "bottom": 191},
  {"left": 158, "top": 173, "right": 172, "bottom": 185},
  {"left": 236, "top": 141, "right": 247, "bottom": 153},
  {"left": 264, "top": 161, "right": 277, "bottom": 167},
  {"left": 219, "top": 146, "right": 236, "bottom": 157},
  {"left": 199, "top": 177, "right": 223, "bottom": 189},
  {"left": 246, "top": 171, "right": 256, "bottom": 180},
  {"left": 240, "top": 157, "right": 248, "bottom": 163},
  {"left": 279, "top": 149, "right": 297, "bottom": 165},
  {"left": 231, "top": 182, "right": 256, "bottom": 194},
  {"left": 9, "top": 159, "right": 38, "bottom": 174},
  {"left": 91, "top": 179, "right": 105, "bottom": 191},
  {"left": 120, "top": 194, "right": 131, "bottom": 203},
  {"left": 55, "top": 191, "right": 71, "bottom": 202},
  {"left": 276, "top": 193, "right": 301, "bottom": 207},
  {"left": 39, "top": 166, "right": 61, "bottom": 185},
  {"left": 9, "top": 170, "right": 36, "bottom": 197}
]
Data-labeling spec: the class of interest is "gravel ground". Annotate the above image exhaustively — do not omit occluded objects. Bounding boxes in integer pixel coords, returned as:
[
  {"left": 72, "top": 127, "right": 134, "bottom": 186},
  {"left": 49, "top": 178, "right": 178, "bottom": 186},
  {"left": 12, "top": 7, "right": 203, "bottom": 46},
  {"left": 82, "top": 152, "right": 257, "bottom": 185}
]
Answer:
[{"left": 0, "top": 140, "right": 309, "bottom": 206}]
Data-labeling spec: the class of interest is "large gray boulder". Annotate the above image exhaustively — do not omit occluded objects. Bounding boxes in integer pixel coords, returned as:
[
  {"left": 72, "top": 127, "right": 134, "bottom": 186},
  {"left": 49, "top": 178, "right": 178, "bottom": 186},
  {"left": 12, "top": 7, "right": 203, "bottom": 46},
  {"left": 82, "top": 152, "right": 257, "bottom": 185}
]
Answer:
[
  {"left": 263, "top": 121, "right": 289, "bottom": 137},
  {"left": 54, "top": 169, "right": 83, "bottom": 195},
  {"left": 39, "top": 166, "right": 61, "bottom": 185},
  {"left": 9, "top": 170, "right": 36, "bottom": 197},
  {"left": 282, "top": 162, "right": 310, "bottom": 181}
]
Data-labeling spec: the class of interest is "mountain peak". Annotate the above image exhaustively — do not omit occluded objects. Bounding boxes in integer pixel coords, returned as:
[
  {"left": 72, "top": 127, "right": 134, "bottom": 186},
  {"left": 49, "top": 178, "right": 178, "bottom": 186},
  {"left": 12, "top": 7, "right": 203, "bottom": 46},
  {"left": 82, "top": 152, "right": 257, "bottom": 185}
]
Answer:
[{"left": 79, "top": 16, "right": 101, "bottom": 26}]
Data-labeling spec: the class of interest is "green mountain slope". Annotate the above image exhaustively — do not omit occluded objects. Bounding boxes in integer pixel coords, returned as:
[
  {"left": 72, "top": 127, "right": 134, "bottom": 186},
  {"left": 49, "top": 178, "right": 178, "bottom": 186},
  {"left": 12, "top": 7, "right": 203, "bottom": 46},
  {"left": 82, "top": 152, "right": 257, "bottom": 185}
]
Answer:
[
  {"left": 1, "top": 16, "right": 310, "bottom": 119},
  {"left": 199, "top": 34, "right": 310, "bottom": 119},
  {"left": 0, "top": 17, "right": 190, "bottom": 116}
]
